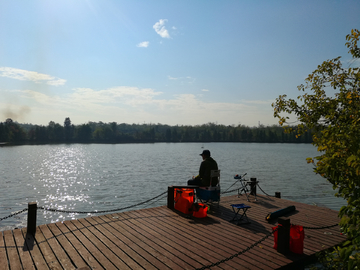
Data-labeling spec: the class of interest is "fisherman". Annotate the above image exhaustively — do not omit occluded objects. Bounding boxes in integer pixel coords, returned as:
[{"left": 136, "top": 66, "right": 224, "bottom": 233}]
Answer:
[{"left": 187, "top": 150, "right": 218, "bottom": 187}]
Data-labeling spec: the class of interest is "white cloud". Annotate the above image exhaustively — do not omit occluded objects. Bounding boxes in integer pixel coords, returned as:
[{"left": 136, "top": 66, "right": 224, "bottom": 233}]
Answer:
[
  {"left": 0, "top": 67, "right": 66, "bottom": 86},
  {"left": 69, "top": 86, "right": 163, "bottom": 107},
  {"left": 137, "top": 41, "right": 149, "bottom": 48},
  {"left": 202, "top": 89, "right": 209, "bottom": 92},
  {"left": 153, "top": 19, "right": 170, "bottom": 38},
  {"left": 2, "top": 84, "right": 278, "bottom": 127},
  {"left": 168, "top": 75, "right": 196, "bottom": 84}
]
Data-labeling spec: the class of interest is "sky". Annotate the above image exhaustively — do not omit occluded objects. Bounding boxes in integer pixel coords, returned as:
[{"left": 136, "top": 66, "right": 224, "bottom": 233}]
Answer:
[{"left": 0, "top": 0, "right": 359, "bottom": 127}]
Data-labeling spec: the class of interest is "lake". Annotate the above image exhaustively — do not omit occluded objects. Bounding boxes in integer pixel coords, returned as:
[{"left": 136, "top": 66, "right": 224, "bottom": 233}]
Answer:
[{"left": 0, "top": 142, "right": 345, "bottom": 231}]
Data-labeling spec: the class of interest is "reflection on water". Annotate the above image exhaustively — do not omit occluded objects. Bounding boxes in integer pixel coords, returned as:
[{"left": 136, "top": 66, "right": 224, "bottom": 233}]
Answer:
[{"left": 0, "top": 143, "right": 345, "bottom": 231}]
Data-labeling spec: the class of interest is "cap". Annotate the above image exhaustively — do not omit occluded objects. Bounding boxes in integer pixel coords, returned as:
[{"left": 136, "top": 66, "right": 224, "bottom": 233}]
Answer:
[{"left": 200, "top": 150, "right": 211, "bottom": 156}]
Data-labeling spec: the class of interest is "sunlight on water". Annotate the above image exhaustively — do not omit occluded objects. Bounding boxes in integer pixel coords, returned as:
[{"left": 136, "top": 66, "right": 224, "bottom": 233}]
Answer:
[{"left": 0, "top": 143, "right": 345, "bottom": 231}]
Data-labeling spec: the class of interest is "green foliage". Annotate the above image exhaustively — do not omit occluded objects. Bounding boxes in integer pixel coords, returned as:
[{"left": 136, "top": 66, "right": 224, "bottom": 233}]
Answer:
[
  {"left": 272, "top": 29, "right": 360, "bottom": 268},
  {"left": 0, "top": 119, "right": 313, "bottom": 144}
]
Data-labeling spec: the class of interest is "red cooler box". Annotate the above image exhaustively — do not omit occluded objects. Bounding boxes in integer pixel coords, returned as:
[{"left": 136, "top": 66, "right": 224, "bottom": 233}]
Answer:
[{"left": 174, "top": 188, "right": 194, "bottom": 214}]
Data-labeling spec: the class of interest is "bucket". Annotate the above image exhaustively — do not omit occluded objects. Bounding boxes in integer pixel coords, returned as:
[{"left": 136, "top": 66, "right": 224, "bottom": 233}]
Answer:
[
  {"left": 174, "top": 188, "right": 194, "bottom": 214},
  {"left": 272, "top": 226, "right": 278, "bottom": 250},
  {"left": 192, "top": 203, "right": 208, "bottom": 218},
  {"left": 289, "top": 225, "right": 304, "bottom": 254},
  {"left": 272, "top": 225, "right": 304, "bottom": 254}
]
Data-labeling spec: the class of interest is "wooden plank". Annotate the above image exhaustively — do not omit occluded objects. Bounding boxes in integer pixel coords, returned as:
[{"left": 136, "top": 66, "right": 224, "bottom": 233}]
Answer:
[
  {"left": 151, "top": 205, "right": 280, "bottom": 260},
  {"left": 38, "top": 224, "right": 76, "bottom": 270},
  {"left": 20, "top": 228, "right": 49, "bottom": 270},
  {"left": 3, "top": 230, "right": 22, "bottom": 269},
  {"left": 33, "top": 226, "right": 62, "bottom": 270},
  {"left": 114, "top": 210, "right": 243, "bottom": 270},
  {"left": 90, "top": 215, "right": 156, "bottom": 269},
  {"left": 47, "top": 222, "right": 88, "bottom": 269},
  {"left": 108, "top": 211, "right": 213, "bottom": 269},
  {"left": 156, "top": 195, "right": 343, "bottom": 267},
  {"left": 12, "top": 229, "right": 35, "bottom": 270},
  {"left": 143, "top": 207, "right": 279, "bottom": 269},
  {"left": 104, "top": 212, "right": 198, "bottom": 270},
  {"left": 81, "top": 216, "right": 143, "bottom": 269},
  {"left": 100, "top": 213, "right": 189, "bottom": 270},
  {"left": 75, "top": 218, "right": 132, "bottom": 270},
  {"left": 63, "top": 219, "right": 118, "bottom": 270},
  {"left": 0, "top": 231, "right": 10, "bottom": 270},
  {"left": 129, "top": 206, "right": 273, "bottom": 269},
  {"left": 114, "top": 210, "right": 238, "bottom": 270},
  {"left": 99, "top": 214, "right": 174, "bottom": 269},
  {"left": 55, "top": 221, "right": 103, "bottom": 269}
]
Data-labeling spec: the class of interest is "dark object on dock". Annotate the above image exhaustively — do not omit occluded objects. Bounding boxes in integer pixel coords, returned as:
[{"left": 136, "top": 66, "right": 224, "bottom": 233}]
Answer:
[
  {"left": 273, "top": 218, "right": 305, "bottom": 255},
  {"left": 276, "top": 218, "right": 291, "bottom": 254},
  {"left": 167, "top": 185, "right": 198, "bottom": 210},
  {"left": 230, "top": 203, "right": 251, "bottom": 225},
  {"left": 234, "top": 174, "right": 258, "bottom": 201},
  {"left": 27, "top": 202, "right": 37, "bottom": 236},
  {"left": 266, "top": 205, "right": 296, "bottom": 221}
]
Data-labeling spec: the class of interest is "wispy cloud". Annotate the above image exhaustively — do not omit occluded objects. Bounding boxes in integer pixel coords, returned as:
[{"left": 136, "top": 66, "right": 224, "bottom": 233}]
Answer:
[
  {"left": 4, "top": 85, "right": 277, "bottom": 126},
  {"left": 137, "top": 41, "right": 149, "bottom": 48},
  {"left": 69, "top": 87, "right": 163, "bottom": 107},
  {"left": 153, "top": 19, "right": 170, "bottom": 38},
  {"left": 0, "top": 67, "right": 66, "bottom": 86},
  {"left": 202, "top": 89, "right": 209, "bottom": 92},
  {"left": 168, "top": 75, "right": 195, "bottom": 84}
]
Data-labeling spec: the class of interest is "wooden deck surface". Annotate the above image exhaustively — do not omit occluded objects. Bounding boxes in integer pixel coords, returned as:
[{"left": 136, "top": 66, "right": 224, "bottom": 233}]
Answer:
[{"left": 0, "top": 194, "right": 346, "bottom": 269}]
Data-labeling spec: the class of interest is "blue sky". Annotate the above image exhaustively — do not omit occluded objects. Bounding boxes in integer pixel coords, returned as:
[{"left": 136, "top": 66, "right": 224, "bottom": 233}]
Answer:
[{"left": 0, "top": 0, "right": 359, "bottom": 127}]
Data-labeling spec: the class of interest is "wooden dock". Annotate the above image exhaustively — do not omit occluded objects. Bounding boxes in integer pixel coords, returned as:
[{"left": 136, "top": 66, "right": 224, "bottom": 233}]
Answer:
[{"left": 0, "top": 194, "right": 345, "bottom": 269}]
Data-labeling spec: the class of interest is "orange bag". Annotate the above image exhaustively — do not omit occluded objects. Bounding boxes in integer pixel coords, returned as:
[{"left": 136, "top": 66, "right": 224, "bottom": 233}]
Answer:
[
  {"left": 192, "top": 203, "right": 208, "bottom": 218},
  {"left": 174, "top": 188, "right": 194, "bottom": 214}
]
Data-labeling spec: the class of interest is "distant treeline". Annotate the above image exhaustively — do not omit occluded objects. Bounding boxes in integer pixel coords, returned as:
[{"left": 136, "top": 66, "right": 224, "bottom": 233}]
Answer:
[{"left": 0, "top": 117, "right": 313, "bottom": 144}]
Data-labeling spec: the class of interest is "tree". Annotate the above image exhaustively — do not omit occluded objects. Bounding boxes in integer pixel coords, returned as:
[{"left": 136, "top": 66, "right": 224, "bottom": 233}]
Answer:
[
  {"left": 64, "top": 117, "right": 74, "bottom": 141},
  {"left": 76, "top": 124, "right": 92, "bottom": 142},
  {"left": 272, "top": 29, "right": 360, "bottom": 268},
  {"left": 64, "top": 117, "right": 71, "bottom": 127},
  {"left": 2, "top": 119, "right": 27, "bottom": 143}
]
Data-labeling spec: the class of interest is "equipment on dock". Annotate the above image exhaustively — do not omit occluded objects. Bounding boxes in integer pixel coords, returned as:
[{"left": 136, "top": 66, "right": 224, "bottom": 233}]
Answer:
[
  {"left": 234, "top": 173, "right": 258, "bottom": 201},
  {"left": 192, "top": 203, "right": 208, "bottom": 218},
  {"left": 174, "top": 188, "right": 194, "bottom": 214},
  {"left": 196, "top": 170, "right": 221, "bottom": 206},
  {"left": 230, "top": 203, "right": 251, "bottom": 225},
  {"left": 266, "top": 205, "right": 296, "bottom": 221},
  {"left": 174, "top": 188, "right": 208, "bottom": 217}
]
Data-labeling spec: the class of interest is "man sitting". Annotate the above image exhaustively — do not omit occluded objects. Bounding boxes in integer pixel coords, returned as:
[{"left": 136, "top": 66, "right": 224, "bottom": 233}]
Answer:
[{"left": 187, "top": 150, "right": 218, "bottom": 187}]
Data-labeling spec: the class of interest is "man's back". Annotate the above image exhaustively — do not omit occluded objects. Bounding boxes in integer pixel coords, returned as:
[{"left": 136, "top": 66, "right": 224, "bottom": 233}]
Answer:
[{"left": 199, "top": 157, "right": 218, "bottom": 186}]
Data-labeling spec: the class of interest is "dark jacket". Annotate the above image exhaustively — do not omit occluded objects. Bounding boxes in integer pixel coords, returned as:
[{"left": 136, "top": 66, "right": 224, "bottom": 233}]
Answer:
[{"left": 198, "top": 157, "right": 218, "bottom": 186}]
